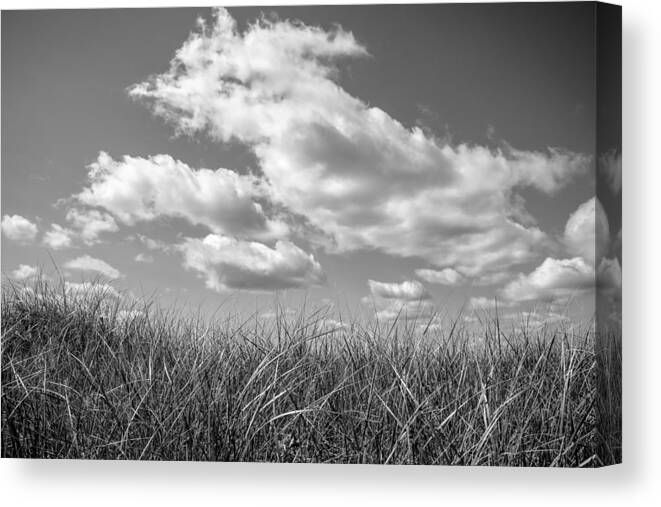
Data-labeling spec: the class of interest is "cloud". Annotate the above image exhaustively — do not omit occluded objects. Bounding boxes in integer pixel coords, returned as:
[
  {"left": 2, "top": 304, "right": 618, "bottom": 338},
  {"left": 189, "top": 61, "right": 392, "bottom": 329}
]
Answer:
[
  {"left": 129, "top": 234, "right": 173, "bottom": 253},
  {"left": 501, "top": 257, "right": 594, "bottom": 303},
  {"left": 64, "top": 281, "right": 120, "bottom": 301},
  {"left": 364, "top": 279, "right": 434, "bottom": 321},
  {"left": 43, "top": 224, "right": 75, "bottom": 250},
  {"left": 11, "top": 264, "right": 38, "bottom": 280},
  {"left": 2, "top": 214, "right": 38, "bottom": 243},
  {"left": 134, "top": 253, "right": 154, "bottom": 263},
  {"left": 76, "top": 152, "right": 288, "bottom": 241},
  {"left": 319, "top": 318, "right": 349, "bottom": 331},
  {"left": 599, "top": 150, "right": 621, "bottom": 195},
  {"left": 260, "top": 308, "right": 297, "bottom": 320},
  {"left": 503, "top": 311, "right": 570, "bottom": 329},
  {"left": 472, "top": 271, "right": 513, "bottom": 286},
  {"left": 597, "top": 257, "right": 621, "bottom": 326},
  {"left": 504, "top": 145, "right": 590, "bottom": 195},
  {"left": 417, "top": 267, "right": 511, "bottom": 287},
  {"left": 564, "top": 197, "right": 610, "bottom": 266},
  {"left": 415, "top": 268, "right": 464, "bottom": 286},
  {"left": 65, "top": 208, "right": 118, "bottom": 244},
  {"left": 597, "top": 256, "right": 621, "bottom": 298},
  {"left": 469, "top": 296, "right": 516, "bottom": 310},
  {"left": 374, "top": 299, "right": 436, "bottom": 322},
  {"left": 116, "top": 309, "right": 146, "bottom": 324},
  {"left": 64, "top": 255, "right": 122, "bottom": 280},
  {"left": 367, "top": 279, "right": 430, "bottom": 301},
  {"left": 129, "top": 8, "right": 589, "bottom": 280},
  {"left": 179, "top": 234, "right": 326, "bottom": 291},
  {"left": 502, "top": 196, "right": 621, "bottom": 306},
  {"left": 611, "top": 228, "right": 622, "bottom": 257}
]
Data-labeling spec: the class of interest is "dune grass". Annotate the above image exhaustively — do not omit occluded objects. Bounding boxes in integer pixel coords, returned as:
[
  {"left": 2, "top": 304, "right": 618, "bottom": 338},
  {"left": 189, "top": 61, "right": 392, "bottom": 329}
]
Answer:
[{"left": 1, "top": 278, "right": 620, "bottom": 465}]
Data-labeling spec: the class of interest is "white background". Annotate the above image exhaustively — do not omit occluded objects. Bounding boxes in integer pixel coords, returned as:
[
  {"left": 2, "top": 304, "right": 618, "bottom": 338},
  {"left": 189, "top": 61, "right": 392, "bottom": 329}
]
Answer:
[{"left": 1, "top": 0, "right": 659, "bottom": 505}]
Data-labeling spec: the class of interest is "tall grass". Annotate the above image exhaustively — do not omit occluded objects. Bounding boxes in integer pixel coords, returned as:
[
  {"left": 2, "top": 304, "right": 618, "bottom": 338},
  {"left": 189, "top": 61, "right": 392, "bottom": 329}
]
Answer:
[{"left": 1, "top": 278, "right": 620, "bottom": 465}]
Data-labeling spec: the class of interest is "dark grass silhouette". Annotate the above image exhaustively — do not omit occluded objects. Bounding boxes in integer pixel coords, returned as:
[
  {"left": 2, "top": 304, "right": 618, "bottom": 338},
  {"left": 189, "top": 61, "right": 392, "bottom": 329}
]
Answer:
[{"left": 1, "top": 278, "right": 620, "bottom": 465}]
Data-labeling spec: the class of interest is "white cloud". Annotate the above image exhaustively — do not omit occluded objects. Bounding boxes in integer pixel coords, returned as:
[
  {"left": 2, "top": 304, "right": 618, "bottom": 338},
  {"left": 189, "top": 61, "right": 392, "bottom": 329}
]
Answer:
[
  {"left": 179, "top": 234, "right": 325, "bottom": 291},
  {"left": 597, "top": 257, "right": 622, "bottom": 298},
  {"left": 134, "top": 253, "right": 154, "bottom": 263},
  {"left": 367, "top": 279, "right": 430, "bottom": 301},
  {"left": 374, "top": 299, "right": 436, "bottom": 322},
  {"left": 469, "top": 296, "right": 514, "bottom": 310},
  {"left": 129, "top": 8, "right": 589, "bottom": 280},
  {"left": 600, "top": 150, "right": 621, "bottom": 195},
  {"left": 472, "top": 271, "right": 513, "bottom": 286},
  {"left": 612, "top": 228, "right": 622, "bottom": 257},
  {"left": 564, "top": 197, "right": 610, "bottom": 266},
  {"left": 130, "top": 234, "right": 173, "bottom": 253},
  {"left": 1, "top": 214, "right": 38, "bottom": 243},
  {"left": 43, "top": 224, "right": 75, "bottom": 250},
  {"left": 11, "top": 264, "right": 38, "bottom": 280},
  {"left": 260, "top": 308, "right": 297, "bottom": 320},
  {"left": 76, "top": 152, "right": 288, "bottom": 241},
  {"left": 503, "top": 311, "right": 570, "bottom": 329},
  {"left": 417, "top": 268, "right": 511, "bottom": 287},
  {"left": 64, "top": 281, "right": 120, "bottom": 301},
  {"left": 64, "top": 254, "right": 122, "bottom": 280},
  {"left": 597, "top": 256, "right": 622, "bottom": 326},
  {"left": 65, "top": 208, "right": 118, "bottom": 244},
  {"left": 116, "top": 309, "right": 146, "bottom": 324},
  {"left": 415, "top": 268, "right": 464, "bottom": 286},
  {"left": 504, "top": 145, "right": 589, "bottom": 195},
  {"left": 502, "top": 197, "right": 620, "bottom": 307},
  {"left": 319, "top": 318, "right": 349, "bottom": 331},
  {"left": 501, "top": 257, "right": 594, "bottom": 303},
  {"left": 364, "top": 279, "right": 434, "bottom": 321}
]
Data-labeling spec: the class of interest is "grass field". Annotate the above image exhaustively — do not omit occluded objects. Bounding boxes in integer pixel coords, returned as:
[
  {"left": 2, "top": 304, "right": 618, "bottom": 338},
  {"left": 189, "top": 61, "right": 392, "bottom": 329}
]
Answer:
[{"left": 1, "top": 278, "right": 621, "bottom": 465}]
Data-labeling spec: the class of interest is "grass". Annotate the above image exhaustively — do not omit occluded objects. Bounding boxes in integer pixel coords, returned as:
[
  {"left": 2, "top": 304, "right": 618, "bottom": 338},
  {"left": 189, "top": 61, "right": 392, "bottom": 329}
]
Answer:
[{"left": 1, "top": 278, "right": 621, "bottom": 465}]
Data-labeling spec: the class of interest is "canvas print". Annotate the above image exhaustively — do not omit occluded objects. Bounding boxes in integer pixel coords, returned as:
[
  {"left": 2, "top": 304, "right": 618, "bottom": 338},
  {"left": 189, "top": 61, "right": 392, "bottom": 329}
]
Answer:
[{"left": 1, "top": 3, "right": 621, "bottom": 466}]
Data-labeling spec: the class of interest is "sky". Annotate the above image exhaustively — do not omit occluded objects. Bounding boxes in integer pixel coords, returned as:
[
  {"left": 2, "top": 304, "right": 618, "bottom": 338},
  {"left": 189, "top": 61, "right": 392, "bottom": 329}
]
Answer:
[{"left": 1, "top": 4, "right": 621, "bottom": 331}]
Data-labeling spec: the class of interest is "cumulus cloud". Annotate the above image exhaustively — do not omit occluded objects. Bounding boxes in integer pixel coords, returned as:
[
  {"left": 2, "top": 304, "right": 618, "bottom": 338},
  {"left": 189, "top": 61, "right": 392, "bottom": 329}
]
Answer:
[
  {"left": 503, "top": 197, "right": 621, "bottom": 306},
  {"left": 367, "top": 279, "right": 430, "bottom": 301},
  {"left": 129, "top": 234, "right": 173, "bottom": 253},
  {"left": 75, "top": 152, "right": 288, "bottom": 241},
  {"left": 597, "top": 256, "right": 621, "bottom": 298},
  {"left": 319, "top": 318, "right": 349, "bottom": 331},
  {"left": 417, "top": 268, "right": 512, "bottom": 287},
  {"left": 64, "top": 281, "right": 120, "bottom": 301},
  {"left": 415, "top": 268, "right": 464, "bottom": 286},
  {"left": 116, "top": 309, "right": 146, "bottom": 325},
  {"left": 599, "top": 150, "right": 621, "bottom": 195},
  {"left": 504, "top": 145, "right": 589, "bottom": 195},
  {"left": 2, "top": 214, "right": 38, "bottom": 243},
  {"left": 134, "top": 253, "right": 154, "bottom": 263},
  {"left": 179, "top": 234, "right": 325, "bottom": 291},
  {"left": 11, "top": 264, "right": 38, "bottom": 280},
  {"left": 612, "top": 228, "right": 622, "bottom": 258},
  {"left": 596, "top": 256, "right": 622, "bottom": 326},
  {"left": 64, "top": 254, "right": 122, "bottom": 280},
  {"left": 503, "top": 311, "right": 570, "bottom": 329},
  {"left": 260, "top": 307, "right": 298, "bottom": 320},
  {"left": 129, "top": 8, "right": 588, "bottom": 280},
  {"left": 364, "top": 279, "right": 434, "bottom": 321},
  {"left": 65, "top": 208, "right": 118, "bottom": 244},
  {"left": 501, "top": 257, "right": 594, "bottom": 303},
  {"left": 564, "top": 197, "right": 610, "bottom": 266},
  {"left": 374, "top": 300, "right": 436, "bottom": 322},
  {"left": 43, "top": 224, "right": 75, "bottom": 250},
  {"left": 469, "top": 296, "right": 515, "bottom": 310}
]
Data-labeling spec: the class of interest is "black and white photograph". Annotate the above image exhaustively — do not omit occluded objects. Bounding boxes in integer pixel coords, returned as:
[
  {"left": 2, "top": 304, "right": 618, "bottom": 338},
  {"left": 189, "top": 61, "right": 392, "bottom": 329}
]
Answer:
[{"left": 2, "top": 2, "right": 621, "bottom": 467}]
